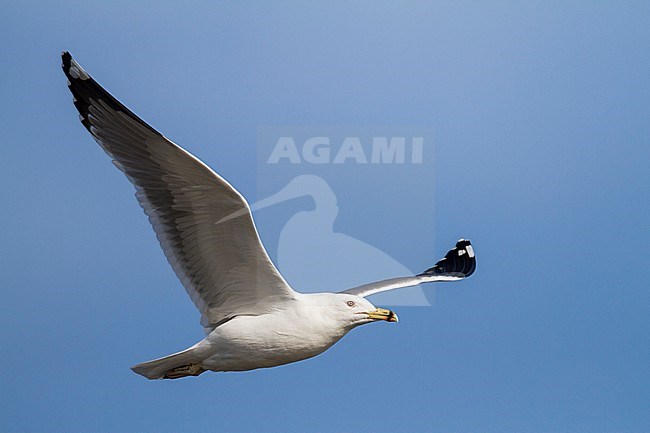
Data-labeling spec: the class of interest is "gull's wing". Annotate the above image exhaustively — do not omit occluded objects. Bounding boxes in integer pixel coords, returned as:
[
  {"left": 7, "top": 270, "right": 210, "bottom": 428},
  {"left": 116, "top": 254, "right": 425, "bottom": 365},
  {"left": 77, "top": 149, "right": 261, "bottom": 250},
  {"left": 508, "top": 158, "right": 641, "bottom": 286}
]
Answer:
[
  {"left": 339, "top": 239, "right": 476, "bottom": 298},
  {"left": 62, "top": 52, "right": 296, "bottom": 330}
]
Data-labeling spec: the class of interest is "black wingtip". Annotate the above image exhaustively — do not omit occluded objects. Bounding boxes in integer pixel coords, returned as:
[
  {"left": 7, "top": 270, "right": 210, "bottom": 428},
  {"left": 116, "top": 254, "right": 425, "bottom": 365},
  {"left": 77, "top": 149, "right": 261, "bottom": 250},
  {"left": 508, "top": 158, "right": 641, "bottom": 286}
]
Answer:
[
  {"left": 61, "top": 51, "right": 96, "bottom": 132},
  {"left": 419, "top": 239, "right": 476, "bottom": 278},
  {"left": 61, "top": 51, "right": 72, "bottom": 71},
  {"left": 61, "top": 51, "right": 163, "bottom": 139}
]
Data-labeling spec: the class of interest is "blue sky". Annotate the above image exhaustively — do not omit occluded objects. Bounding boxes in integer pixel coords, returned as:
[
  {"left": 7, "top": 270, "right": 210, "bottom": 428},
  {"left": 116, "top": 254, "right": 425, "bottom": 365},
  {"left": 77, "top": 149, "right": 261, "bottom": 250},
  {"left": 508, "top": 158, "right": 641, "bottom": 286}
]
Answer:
[{"left": 1, "top": 1, "right": 649, "bottom": 432}]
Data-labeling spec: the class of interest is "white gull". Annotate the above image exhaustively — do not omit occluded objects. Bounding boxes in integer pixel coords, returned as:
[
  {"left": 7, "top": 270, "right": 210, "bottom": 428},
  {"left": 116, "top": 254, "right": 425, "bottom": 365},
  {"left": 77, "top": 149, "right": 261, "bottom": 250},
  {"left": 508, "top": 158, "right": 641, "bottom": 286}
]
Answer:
[{"left": 62, "top": 52, "right": 476, "bottom": 379}]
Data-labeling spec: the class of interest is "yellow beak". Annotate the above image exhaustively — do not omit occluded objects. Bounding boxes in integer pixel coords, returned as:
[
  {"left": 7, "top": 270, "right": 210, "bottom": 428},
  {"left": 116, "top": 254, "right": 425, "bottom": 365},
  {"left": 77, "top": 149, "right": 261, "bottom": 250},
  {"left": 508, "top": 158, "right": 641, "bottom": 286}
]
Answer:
[{"left": 366, "top": 308, "right": 399, "bottom": 323}]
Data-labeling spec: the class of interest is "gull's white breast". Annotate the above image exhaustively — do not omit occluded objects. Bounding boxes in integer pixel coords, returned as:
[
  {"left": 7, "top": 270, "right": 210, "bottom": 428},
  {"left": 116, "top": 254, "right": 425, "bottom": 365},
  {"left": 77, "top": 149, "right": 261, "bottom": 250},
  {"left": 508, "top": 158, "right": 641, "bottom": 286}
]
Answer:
[{"left": 201, "top": 305, "right": 348, "bottom": 372}]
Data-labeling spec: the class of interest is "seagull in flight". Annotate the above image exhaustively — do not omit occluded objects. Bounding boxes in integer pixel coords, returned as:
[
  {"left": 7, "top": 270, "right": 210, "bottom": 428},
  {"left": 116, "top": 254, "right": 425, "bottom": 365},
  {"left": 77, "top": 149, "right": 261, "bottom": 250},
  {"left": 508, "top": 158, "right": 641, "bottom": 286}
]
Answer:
[{"left": 61, "top": 52, "right": 476, "bottom": 380}]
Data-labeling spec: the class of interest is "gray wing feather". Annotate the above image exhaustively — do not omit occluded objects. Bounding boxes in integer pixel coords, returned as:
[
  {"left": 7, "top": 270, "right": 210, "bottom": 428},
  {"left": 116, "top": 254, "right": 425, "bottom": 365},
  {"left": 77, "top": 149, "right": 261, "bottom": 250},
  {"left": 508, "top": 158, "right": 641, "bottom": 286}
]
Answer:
[{"left": 62, "top": 52, "right": 295, "bottom": 329}]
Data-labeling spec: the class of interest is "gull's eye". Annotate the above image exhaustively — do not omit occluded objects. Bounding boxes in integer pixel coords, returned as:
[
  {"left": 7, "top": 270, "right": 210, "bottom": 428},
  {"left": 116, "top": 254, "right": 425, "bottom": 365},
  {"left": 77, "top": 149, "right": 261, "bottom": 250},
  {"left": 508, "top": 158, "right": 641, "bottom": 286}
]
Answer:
[{"left": 346, "top": 300, "right": 355, "bottom": 307}]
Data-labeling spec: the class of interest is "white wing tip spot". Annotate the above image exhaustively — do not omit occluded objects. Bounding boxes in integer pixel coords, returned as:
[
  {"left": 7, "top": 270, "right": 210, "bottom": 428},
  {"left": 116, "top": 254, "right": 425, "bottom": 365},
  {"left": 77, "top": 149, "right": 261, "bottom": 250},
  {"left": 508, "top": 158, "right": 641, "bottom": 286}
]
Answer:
[
  {"left": 69, "top": 59, "right": 90, "bottom": 80},
  {"left": 466, "top": 245, "right": 475, "bottom": 258}
]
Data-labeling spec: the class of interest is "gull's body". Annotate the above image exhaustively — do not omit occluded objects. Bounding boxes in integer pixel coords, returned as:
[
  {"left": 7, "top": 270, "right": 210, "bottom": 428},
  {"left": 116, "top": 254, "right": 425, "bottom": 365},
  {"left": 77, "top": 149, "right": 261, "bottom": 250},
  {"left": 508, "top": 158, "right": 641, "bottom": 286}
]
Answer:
[
  {"left": 179, "top": 293, "right": 367, "bottom": 374},
  {"left": 62, "top": 52, "right": 476, "bottom": 379},
  {"left": 138, "top": 293, "right": 383, "bottom": 378}
]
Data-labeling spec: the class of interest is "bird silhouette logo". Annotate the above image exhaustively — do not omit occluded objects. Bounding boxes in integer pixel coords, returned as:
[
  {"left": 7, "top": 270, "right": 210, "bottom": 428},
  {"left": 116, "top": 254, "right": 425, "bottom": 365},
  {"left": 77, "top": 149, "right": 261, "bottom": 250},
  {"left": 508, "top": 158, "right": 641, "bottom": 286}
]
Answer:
[{"left": 249, "top": 174, "right": 430, "bottom": 306}]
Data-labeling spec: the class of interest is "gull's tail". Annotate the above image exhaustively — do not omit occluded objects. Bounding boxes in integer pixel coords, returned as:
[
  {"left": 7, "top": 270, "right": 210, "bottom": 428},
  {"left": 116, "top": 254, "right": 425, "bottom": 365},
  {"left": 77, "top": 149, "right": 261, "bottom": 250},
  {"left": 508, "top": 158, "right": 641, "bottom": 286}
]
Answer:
[{"left": 131, "top": 344, "right": 207, "bottom": 380}]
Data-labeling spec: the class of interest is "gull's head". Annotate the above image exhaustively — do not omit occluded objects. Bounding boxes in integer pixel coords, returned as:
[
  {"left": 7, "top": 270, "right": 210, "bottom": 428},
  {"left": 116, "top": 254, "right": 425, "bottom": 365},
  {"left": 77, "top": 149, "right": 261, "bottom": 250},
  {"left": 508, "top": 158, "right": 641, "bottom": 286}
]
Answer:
[{"left": 315, "top": 293, "right": 398, "bottom": 328}]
